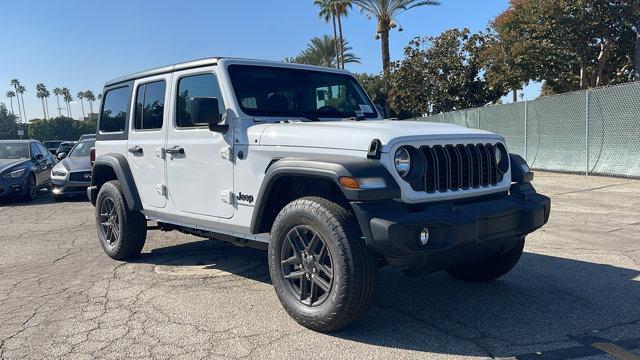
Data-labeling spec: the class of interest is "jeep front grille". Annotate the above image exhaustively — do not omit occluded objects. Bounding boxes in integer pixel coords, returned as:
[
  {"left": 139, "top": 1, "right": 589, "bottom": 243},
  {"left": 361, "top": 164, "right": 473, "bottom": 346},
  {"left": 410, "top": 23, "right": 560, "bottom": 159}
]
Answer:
[{"left": 412, "top": 143, "right": 503, "bottom": 193}]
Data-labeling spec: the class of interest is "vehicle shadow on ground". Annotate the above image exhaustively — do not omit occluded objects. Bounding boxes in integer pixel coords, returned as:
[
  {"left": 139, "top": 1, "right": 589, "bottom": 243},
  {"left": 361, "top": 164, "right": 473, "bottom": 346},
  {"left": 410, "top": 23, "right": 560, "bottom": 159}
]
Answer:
[
  {"left": 134, "top": 239, "right": 639, "bottom": 357},
  {"left": 0, "top": 193, "right": 89, "bottom": 207},
  {"left": 134, "top": 239, "right": 271, "bottom": 284}
]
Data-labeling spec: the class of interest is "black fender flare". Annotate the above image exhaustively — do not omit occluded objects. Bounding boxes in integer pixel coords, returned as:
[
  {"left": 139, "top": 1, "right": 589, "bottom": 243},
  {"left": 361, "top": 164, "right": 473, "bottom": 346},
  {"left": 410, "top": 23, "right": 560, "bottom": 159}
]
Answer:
[
  {"left": 249, "top": 157, "right": 400, "bottom": 234},
  {"left": 90, "top": 153, "right": 142, "bottom": 211}
]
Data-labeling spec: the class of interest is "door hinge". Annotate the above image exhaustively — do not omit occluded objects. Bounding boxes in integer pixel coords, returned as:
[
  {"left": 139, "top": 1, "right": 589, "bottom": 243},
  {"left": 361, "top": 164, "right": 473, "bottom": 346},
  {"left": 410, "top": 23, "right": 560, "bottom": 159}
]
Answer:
[
  {"left": 220, "top": 146, "right": 233, "bottom": 161},
  {"left": 221, "top": 189, "right": 235, "bottom": 204},
  {"left": 156, "top": 184, "right": 167, "bottom": 196},
  {"left": 156, "top": 147, "right": 166, "bottom": 159}
]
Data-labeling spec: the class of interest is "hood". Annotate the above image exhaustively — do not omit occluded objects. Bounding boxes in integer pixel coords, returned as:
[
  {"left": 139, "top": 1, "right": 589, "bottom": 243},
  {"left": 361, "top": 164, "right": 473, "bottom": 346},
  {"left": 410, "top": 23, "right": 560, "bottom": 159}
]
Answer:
[
  {"left": 0, "top": 159, "right": 28, "bottom": 174},
  {"left": 59, "top": 156, "right": 92, "bottom": 172},
  {"left": 249, "top": 120, "right": 500, "bottom": 152}
]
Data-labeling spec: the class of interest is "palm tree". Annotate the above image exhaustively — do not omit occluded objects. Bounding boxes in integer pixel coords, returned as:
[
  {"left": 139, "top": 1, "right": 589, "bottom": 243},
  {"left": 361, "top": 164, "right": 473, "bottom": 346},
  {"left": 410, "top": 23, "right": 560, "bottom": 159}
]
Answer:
[
  {"left": 352, "top": 0, "right": 440, "bottom": 79},
  {"left": 62, "top": 87, "right": 72, "bottom": 118},
  {"left": 9, "top": 79, "right": 23, "bottom": 122},
  {"left": 84, "top": 90, "right": 96, "bottom": 114},
  {"left": 314, "top": 0, "right": 341, "bottom": 69},
  {"left": 52, "top": 87, "right": 62, "bottom": 117},
  {"left": 289, "top": 35, "right": 360, "bottom": 68},
  {"left": 77, "top": 91, "right": 86, "bottom": 120},
  {"left": 5, "top": 91, "right": 16, "bottom": 115},
  {"left": 43, "top": 87, "right": 51, "bottom": 119},
  {"left": 36, "top": 83, "right": 48, "bottom": 119},
  {"left": 16, "top": 84, "right": 27, "bottom": 122},
  {"left": 333, "top": 0, "right": 353, "bottom": 69}
]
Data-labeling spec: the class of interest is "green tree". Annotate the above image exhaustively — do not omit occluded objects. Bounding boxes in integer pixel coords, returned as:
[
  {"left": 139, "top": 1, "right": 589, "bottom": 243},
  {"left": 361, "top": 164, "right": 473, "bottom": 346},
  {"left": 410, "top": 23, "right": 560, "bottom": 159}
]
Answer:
[
  {"left": 354, "top": 73, "right": 387, "bottom": 109},
  {"left": 16, "top": 84, "right": 27, "bottom": 122},
  {"left": 36, "top": 83, "right": 49, "bottom": 119},
  {"left": 61, "top": 87, "right": 72, "bottom": 118},
  {"left": 77, "top": 91, "right": 86, "bottom": 120},
  {"left": 288, "top": 35, "right": 360, "bottom": 67},
  {"left": 0, "top": 103, "right": 19, "bottom": 139},
  {"left": 9, "top": 79, "right": 23, "bottom": 122},
  {"left": 492, "top": 0, "right": 639, "bottom": 94},
  {"left": 389, "top": 29, "right": 507, "bottom": 117},
  {"left": 84, "top": 90, "right": 96, "bottom": 114},
  {"left": 5, "top": 91, "right": 16, "bottom": 115},
  {"left": 52, "top": 87, "right": 63, "bottom": 117},
  {"left": 314, "top": 0, "right": 341, "bottom": 68},
  {"left": 352, "top": 0, "right": 440, "bottom": 83},
  {"left": 27, "top": 116, "right": 96, "bottom": 141}
]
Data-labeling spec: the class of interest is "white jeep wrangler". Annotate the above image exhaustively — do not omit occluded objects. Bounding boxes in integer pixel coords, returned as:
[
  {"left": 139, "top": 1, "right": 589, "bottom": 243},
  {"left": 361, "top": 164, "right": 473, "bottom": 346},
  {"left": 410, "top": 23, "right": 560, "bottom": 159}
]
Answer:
[{"left": 89, "top": 58, "right": 550, "bottom": 332}]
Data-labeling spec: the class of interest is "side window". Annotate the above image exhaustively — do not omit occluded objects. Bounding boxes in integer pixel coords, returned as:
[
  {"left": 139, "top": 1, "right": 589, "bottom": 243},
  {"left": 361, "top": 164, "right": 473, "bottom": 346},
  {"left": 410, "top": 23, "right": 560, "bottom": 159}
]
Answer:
[
  {"left": 134, "top": 80, "right": 166, "bottom": 130},
  {"left": 30, "top": 143, "right": 39, "bottom": 157},
  {"left": 36, "top": 143, "right": 48, "bottom": 156},
  {"left": 99, "top": 86, "right": 130, "bottom": 133},
  {"left": 176, "top": 73, "right": 225, "bottom": 128}
]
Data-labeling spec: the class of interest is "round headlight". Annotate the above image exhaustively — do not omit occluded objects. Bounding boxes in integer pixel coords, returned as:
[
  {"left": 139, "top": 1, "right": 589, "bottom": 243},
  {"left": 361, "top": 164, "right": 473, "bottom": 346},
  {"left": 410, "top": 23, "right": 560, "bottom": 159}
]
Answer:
[
  {"left": 394, "top": 147, "right": 411, "bottom": 178},
  {"left": 494, "top": 146, "right": 502, "bottom": 165}
]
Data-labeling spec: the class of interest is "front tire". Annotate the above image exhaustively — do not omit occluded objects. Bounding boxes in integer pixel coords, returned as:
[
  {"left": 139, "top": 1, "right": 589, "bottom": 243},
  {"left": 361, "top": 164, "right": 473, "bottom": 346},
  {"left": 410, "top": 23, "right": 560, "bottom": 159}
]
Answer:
[
  {"left": 22, "top": 174, "right": 37, "bottom": 201},
  {"left": 446, "top": 237, "right": 525, "bottom": 282},
  {"left": 268, "top": 197, "right": 376, "bottom": 332},
  {"left": 95, "top": 180, "right": 147, "bottom": 260}
]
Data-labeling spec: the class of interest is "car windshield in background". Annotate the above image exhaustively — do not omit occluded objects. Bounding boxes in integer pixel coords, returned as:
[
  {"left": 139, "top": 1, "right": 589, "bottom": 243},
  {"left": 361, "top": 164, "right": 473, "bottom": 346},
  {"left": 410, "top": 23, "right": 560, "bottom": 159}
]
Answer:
[
  {"left": 228, "top": 65, "right": 378, "bottom": 120},
  {"left": 0, "top": 143, "right": 29, "bottom": 159},
  {"left": 69, "top": 140, "right": 95, "bottom": 158}
]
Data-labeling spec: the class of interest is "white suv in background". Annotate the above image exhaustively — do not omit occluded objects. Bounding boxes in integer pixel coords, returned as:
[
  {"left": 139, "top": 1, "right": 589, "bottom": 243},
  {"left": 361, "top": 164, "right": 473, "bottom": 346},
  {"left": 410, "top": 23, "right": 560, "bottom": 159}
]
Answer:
[{"left": 89, "top": 57, "right": 550, "bottom": 332}]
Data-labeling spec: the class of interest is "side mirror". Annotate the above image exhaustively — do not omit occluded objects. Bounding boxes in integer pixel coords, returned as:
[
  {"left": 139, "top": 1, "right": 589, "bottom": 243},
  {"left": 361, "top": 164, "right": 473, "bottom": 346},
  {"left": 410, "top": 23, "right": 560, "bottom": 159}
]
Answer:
[
  {"left": 57, "top": 152, "right": 67, "bottom": 160},
  {"left": 190, "top": 97, "right": 228, "bottom": 134},
  {"left": 35, "top": 153, "right": 44, "bottom": 160}
]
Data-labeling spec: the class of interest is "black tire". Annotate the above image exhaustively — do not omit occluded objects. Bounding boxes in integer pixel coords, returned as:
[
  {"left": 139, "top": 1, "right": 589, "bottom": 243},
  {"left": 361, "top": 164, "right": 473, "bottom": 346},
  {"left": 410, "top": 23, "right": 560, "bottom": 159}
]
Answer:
[
  {"left": 95, "top": 180, "right": 147, "bottom": 260},
  {"left": 446, "top": 237, "right": 525, "bottom": 282},
  {"left": 22, "top": 173, "right": 37, "bottom": 201},
  {"left": 268, "top": 196, "right": 376, "bottom": 332}
]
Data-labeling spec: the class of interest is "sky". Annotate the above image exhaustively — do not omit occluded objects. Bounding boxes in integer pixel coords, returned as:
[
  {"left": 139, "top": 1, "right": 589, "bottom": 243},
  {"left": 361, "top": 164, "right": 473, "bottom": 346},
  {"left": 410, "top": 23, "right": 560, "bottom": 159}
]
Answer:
[{"left": 0, "top": 0, "right": 540, "bottom": 121}]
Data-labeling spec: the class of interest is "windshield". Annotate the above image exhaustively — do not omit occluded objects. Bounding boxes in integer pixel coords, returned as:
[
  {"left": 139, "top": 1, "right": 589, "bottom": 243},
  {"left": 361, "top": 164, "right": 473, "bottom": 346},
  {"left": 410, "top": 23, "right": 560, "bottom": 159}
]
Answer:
[
  {"left": 69, "top": 140, "right": 95, "bottom": 158},
  {"left": 43, "top": 141, "right": 63, "bottom": 148},
  {"left": 228, "top": 65, "right": 378, "bottom": 120},
  {"left": 0, "top": 143, "right": 29, "bottom": 160}
]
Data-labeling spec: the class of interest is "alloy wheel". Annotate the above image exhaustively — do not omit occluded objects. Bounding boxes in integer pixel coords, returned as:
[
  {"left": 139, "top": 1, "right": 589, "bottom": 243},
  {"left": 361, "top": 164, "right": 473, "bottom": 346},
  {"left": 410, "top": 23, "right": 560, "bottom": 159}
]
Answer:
[
  {"left": 99, "top": 197, "right": 120, "bottom": 245},
  {"left": 280, "top": 225, "right": 334, "bottom": 307}
]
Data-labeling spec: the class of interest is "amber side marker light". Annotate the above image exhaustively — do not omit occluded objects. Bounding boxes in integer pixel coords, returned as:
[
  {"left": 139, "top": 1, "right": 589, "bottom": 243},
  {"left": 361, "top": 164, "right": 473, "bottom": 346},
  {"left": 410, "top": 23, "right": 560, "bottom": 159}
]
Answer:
[{"left": 339, "top": 176, "right": 360, "bottom": 189}]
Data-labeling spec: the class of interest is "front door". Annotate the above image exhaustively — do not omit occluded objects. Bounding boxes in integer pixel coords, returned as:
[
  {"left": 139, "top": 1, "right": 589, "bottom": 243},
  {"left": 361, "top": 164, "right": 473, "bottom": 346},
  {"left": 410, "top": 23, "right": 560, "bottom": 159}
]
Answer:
[
  {"left": 165, "top": 67, "right": 234, "bottom": 218},
  {"left": 127, "top": 74, "right": 170, "bottom": 208}
]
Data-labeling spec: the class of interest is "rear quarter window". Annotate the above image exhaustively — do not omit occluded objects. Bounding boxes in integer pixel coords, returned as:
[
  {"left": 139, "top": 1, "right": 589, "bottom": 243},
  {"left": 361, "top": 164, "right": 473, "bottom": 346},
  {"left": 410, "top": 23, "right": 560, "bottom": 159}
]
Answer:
[{"left": 99, "top": 86, "right": 131, "bottom": 133}]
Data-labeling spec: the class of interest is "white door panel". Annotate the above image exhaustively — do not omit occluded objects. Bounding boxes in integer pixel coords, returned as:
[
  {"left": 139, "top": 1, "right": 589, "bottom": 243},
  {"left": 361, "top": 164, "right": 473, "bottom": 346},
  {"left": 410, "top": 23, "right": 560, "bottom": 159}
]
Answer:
[
  {"left": 127, "top": 75, "right": 171, "bottom": 208},
  {"left": 166, "top": 67, "right": 235, "bottom": 219}
]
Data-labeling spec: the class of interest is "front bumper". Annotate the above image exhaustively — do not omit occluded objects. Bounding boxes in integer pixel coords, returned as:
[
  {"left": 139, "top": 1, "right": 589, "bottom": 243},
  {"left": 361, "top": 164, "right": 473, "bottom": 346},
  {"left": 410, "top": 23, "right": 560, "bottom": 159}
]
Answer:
[
  {"left": 351, "top": 182, "right": 550, "bottom": 271},
  {"left": 50, "top": 178, "right": 90, "bottom": 197},
  {"left": 0, "top": 177, "right": 27, "bottom": 198}
]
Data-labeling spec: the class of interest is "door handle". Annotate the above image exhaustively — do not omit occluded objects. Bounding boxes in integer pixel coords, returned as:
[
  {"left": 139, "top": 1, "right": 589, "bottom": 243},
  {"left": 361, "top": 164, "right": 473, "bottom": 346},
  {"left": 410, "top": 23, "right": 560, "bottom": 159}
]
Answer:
[
  {"left": 128, "top": 146, "right": 143, "bottom": 154},
  {"left": 165, "top": 146, "right": 185, "bottom": 155}
]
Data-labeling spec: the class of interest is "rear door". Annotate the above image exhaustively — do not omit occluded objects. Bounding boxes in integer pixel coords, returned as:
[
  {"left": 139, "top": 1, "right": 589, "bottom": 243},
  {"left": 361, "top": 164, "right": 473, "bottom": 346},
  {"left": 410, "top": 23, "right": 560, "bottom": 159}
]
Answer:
[
  {"left": 165, "top": 66, "right": 234, "bottom": 218},
  {"left": 126, "top": 75, "right": 171, "bottom": 208}
]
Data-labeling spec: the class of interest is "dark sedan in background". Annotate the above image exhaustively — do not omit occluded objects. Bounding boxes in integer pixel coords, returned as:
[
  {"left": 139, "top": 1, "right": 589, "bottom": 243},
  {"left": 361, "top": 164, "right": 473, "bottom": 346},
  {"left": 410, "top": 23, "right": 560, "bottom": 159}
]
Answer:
[
  {"left": 0, "top": 140, "right": 56, "bottom": 201},
  {"left": 55, "top": 141, "right": 76, "bottom": 160},
  {"left": 42, "top": 140, "right": 65, "bottom": 155},
  {"left": 50, "top": 138, "right": 95, "bottom": 200}
]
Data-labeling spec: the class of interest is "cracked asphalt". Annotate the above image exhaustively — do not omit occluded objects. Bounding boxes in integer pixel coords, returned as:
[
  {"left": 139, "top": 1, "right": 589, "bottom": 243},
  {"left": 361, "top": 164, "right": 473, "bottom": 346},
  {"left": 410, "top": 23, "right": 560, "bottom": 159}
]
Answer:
[{"left": 1, "top": 172, "right": 639, "bottom": 360}]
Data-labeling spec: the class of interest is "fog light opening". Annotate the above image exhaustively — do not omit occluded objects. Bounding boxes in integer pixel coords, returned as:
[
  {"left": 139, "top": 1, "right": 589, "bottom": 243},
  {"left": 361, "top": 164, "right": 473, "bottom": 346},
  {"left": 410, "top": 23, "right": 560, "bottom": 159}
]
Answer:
[{"left": 418, "top": 228, "right": 430, "bottom": 246}]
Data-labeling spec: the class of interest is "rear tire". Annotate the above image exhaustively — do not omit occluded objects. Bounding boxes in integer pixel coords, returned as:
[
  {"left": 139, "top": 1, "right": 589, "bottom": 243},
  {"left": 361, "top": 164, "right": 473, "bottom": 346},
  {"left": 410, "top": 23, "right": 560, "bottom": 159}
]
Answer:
[
  {"left": 268, "top": 196, "right": 376, "bottom": 332},
  {"left": 446, "top": 237, "right": 525, "bottom": 282},
  {"left": 96, "top": 180, "right": 147, "bottom": 260}
]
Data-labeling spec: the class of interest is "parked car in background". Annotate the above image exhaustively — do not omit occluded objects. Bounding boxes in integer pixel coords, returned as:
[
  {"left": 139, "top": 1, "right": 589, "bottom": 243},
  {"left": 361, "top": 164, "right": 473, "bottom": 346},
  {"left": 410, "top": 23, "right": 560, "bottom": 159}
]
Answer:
[
  {"left": 78, "top": 134, "right": 96, "bottom": 141},
  {"left": 55, "top": 141, "right": 76, "bottom": 160},
  {"left": 42, "top": 140, "right": 65, "bottom": 155},
  {"left": 50, "top": 138, "right": 95, "bottom": 201},
  {"left": 0, "top": 140, "right": 55, "bottom": 201}
]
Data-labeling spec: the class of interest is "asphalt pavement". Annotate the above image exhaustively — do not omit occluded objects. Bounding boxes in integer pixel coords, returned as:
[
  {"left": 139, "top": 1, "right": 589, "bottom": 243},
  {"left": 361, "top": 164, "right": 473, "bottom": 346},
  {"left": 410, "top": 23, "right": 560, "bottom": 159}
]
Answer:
[{"left": 1, "top": 172, "right": 639, "bottom": 359}]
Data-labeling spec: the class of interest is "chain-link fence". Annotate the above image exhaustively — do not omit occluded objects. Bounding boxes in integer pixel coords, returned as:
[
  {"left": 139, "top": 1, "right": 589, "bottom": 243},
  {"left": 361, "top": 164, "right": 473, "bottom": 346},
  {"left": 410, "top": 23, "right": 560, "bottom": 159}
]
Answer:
[{"left": 414, "top": 81, "right": 640, "bottom": 178}]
